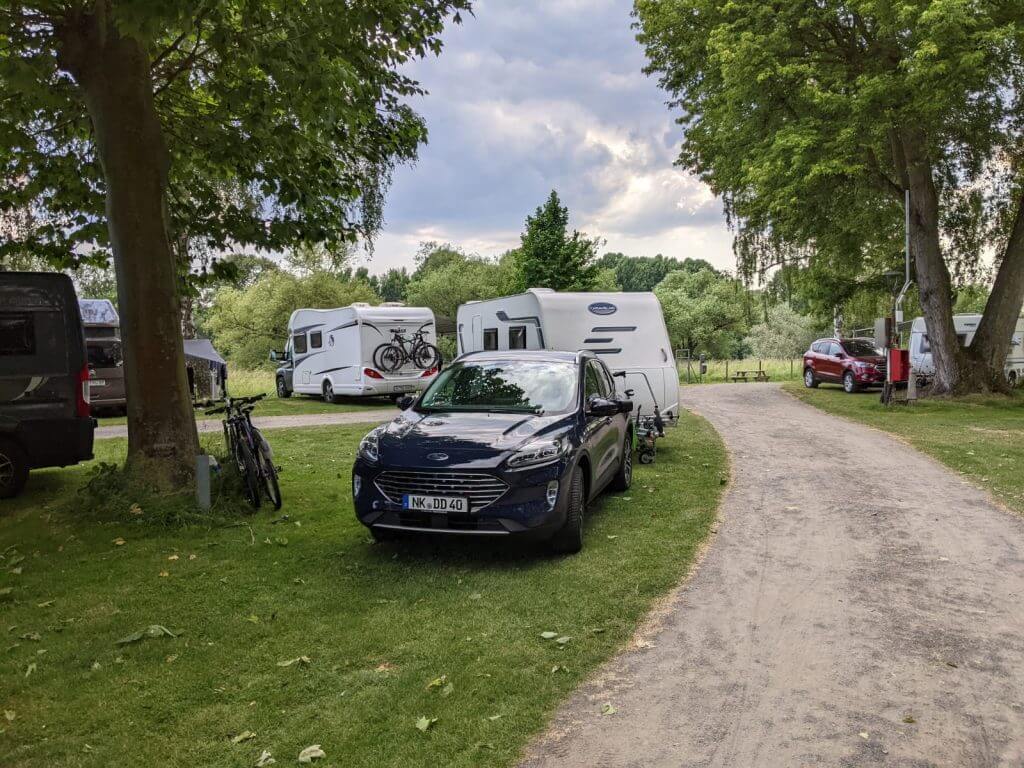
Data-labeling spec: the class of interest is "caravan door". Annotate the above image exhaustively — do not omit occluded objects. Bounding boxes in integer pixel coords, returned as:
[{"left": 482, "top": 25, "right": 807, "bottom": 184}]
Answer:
[{"left": 471, "top": 315, "right": 483, "bottom": 352}]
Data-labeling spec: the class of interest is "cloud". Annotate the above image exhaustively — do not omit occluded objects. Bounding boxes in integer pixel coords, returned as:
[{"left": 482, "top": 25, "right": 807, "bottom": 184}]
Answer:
[{"left": 364, "top": 0, "right": 735, "bottom": 274}]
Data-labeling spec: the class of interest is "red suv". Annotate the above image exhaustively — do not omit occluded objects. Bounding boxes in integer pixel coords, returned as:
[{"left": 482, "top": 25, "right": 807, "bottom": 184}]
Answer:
[{"left": 803, "top": 337, "right": 886, "bottom": 393}]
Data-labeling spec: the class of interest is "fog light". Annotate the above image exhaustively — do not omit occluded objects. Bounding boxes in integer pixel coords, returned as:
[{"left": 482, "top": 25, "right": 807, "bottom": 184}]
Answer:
[
  {"left": 353, "top": 475, "right": 362, "bottom": 497},
  {"left": 546, "top": 481, "right": 559, "bottom": 510}
]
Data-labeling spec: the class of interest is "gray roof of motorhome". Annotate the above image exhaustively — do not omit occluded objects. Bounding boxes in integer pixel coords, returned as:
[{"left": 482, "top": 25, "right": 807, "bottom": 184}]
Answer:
[{"left": 183, "top": 338, "right": 226, "bottom": 365}]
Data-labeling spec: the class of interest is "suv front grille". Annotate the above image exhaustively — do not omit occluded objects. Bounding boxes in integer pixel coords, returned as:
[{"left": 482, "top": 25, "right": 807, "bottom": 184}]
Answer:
[{"left": 375, "top": 470, "right": 509, "bottom": 511}]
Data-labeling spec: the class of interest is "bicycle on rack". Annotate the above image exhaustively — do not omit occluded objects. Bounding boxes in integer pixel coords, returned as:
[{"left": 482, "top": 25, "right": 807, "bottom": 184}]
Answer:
[
  {"left": 197, "top": 394, "right": 282, "bottom": 510},
  {"left": 372, "top": 328, "right": 442, "bottom": 373}
]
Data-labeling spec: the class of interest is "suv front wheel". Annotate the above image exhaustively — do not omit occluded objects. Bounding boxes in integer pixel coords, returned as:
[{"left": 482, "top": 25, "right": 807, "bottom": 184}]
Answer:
[
  {"left": 0, "top": 438, "right": 29, "bottom": 500},
  {"left": 803, "top": 368, "right": 819, "bottom": 388},
  {"left": 549, "top": 466, "right": 585, "bottom": 554},
  {"left": 843, "top": 371, "right": 859, "bottom": 394}
]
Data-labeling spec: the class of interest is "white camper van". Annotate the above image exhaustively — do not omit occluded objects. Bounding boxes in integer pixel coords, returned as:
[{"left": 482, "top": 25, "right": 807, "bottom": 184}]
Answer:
[
  {"left": 275, "top": 304, "right": 439, "bottom": 401},
  {"left": 909, "top": 313, "right": 1024, "bottom": 387},
  {"left": 456, "top": 288, "right": 679, "bottom": 419}
]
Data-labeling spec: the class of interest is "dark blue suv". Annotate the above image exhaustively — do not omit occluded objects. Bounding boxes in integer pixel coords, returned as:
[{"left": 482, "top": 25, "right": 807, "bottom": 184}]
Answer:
[{"left": 352, "top": 350, "right": 634, "bottom": 553}]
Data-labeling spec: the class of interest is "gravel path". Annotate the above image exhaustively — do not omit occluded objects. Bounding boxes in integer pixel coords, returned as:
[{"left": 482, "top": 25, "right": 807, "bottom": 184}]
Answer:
[
  {"left": 522, "top": 383, "right": 1024, "bottom": 767},
  {"left": 94, "top": 409, "right": 396, "bottom": 440}
]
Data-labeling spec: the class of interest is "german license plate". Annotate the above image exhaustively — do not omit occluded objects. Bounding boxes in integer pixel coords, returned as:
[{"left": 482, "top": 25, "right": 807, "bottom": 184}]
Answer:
[
  {"left": 402, "top": 494, "right": 467, "bottom": 513},
  {"left": 90, "top": 380, "right": 106, "bottom": 387},
  {"left": 393, "top": 384, "right": 416, "bottom": 393}
]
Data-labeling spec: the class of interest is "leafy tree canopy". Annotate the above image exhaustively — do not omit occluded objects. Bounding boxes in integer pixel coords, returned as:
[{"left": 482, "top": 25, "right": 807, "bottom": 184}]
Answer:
[
  {"left": 655, "top": 268, "right": 749, "bottom": 357},
  {"left": 405, "top": 250, "right": 519, "bottom": 319},
  {"left": 745, "top": 302, "right": 824, "bottom": 359},
  {"left": 597, "top": 252, "right": 718, "bottom": 292},
  {"left": 518, "top": 191, "right": 601, "bottom": 291}
]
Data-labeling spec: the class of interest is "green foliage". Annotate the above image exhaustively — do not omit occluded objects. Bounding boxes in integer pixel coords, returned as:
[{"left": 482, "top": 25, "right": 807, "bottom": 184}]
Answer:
[
  {"left": 405, "top": 251, "right": 516, "bottom": 319},
  {"left": 0, "top": 1, "right": 471, "bottom": 269},
  {"left": 954, "top": 284, "right": 991, "bottom": 315},
  {"left": 597, "top": 252, "right": 718, "bottom": 292},
  {"left": 374, "top": 267, "right": 411, "bottom": 302},
  {"left": 745, "top": 303, "right": 823, "bottom": 359},
  {"left": 655, "top": 268, "right": 749, "bottom": 357},
  {"left": 518, "top": 191, "right": 601, "bottom": 291},
  {"left": 207, "top": 271, "right": 378, "bottom": 368}
]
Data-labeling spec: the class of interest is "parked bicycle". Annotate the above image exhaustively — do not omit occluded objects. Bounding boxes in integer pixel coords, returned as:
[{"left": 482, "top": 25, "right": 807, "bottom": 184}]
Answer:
[
  {"left": 198, "top": 393, "right": 282, "bottom": 510},
  {"left": 372, "top": 328, "right": 442, "bottom": 373}
]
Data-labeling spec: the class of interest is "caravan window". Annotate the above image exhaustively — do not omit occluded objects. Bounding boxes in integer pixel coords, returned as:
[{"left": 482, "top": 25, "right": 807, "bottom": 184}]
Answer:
[
  {"left": 293, "top": 333, "right": 308, "bottom": 354},
  {"left": 509, "top": 326, "right": 527, "bottom": 350},
  {"left": 483, "top": 328, "right": 498, "bottom": 351},
  {"left": 310, "top": 331, "right": 323, "bottom": 349},
  {"left": 0, "top": 314, "right": 36, "bottom": 356}
]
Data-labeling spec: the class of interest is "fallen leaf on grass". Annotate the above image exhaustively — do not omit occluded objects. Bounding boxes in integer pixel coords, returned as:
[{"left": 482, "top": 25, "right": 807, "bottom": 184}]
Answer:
[
  {"left": 441, "top": 682, "right": 454, "bottom": 697},
  {"left": 158, "top": 571, "right": 170, "bottom": 578},
  {"left": 111, "top": 538, "right": 126, "bottom": 546},
  {"left": 167, "top": 555, "right": 179, "bottom": 561},
  {"left": 374, "top": 662, "right": 395, "bottom": 673},
  {"left": 91, "top": 661, "right": 101, "bottom": 671},
  {"left": 551, "top": 665, "right": 566, "bottom": 674},
  {"left": 165, "top": 654, "right": 178, "bottom": 664},
  {"left": 245, "top": 615, "right": 260, "bottom": 624},
  {"left": 230, "top": 730, "right": 256, "bottom": 744},
  {"left": 116, "top": 625, "right": 178, "bottom": 645},
  {"left": 20, "top": 632, "right": 40, "bottom": 642},
  {"left": 415, "top": 716, "right": 438, "bottom": 732},
  {"left": 469, "top": 592, "right": 482, "bottom": 600},
  {"left": 3, "top": 710, "right": 14, "bottom": 722},
  {"left": 606, "top": 535, "right": 618, "bottom": 540},
  {"left": 298, "top": 745, "right": 324, "bottom": 763},
  {"left": 540, "top": 631, "right": 558, "bottom": 640},
  {"left": 426, "top": 674, "right": 448, "bottom": 690},
  {"left": 555, "top": 636, "right": 571, "bottom": 646},
  {"left": 859, "top": 731, "right": 869, "bottom": 739},
  {"left": 0, "top": 588, "right": 12, "bottom": 599},
  {"left": 36, "top": 599, "right": 54, "bottom": 608},
  {"left": 24, "top": 662, "right": 36, "bottom": 677},
  {"left": 487, "top": 714, "right": 502, "bottom": 721},
  {"left": 255, "top": 749, "right": 276, "bottom": 766},
  {"left": 277, "top": 656, "right": 311, "bottom": 667},
  {"left": 188, "top": 554, "right": 197, "bottom": 561},
  {"left": 601, "top": 703, "right": 617, "bottom": 716},
  {"left": 128, "top": 504, "right": 143, "bottom": 516},
  {"left": 902, "top": 715, "right": 916, "bottom": 724}
]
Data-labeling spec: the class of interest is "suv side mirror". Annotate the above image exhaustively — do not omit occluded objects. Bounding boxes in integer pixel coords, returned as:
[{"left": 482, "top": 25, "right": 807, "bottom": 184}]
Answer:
[
  {"left": 269, "top": 350, "right": 278, "bottom": 362},
  {"left": 619, "top": 400, "right": 633, "bottom": 414},
  {"left": 396, "top": 394, "right": 415, "bottom": 410},
  {"left": 586, "top": 396, "right": 620, "bottom": 418}
]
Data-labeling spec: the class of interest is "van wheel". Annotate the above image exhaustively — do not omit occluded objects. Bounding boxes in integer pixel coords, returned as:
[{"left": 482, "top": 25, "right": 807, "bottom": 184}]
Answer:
[
  {"left": 0, "top": 439, "right": 30, "bottom": 500},
  {"left": 322, "top": 380, "right": 339, "bottom": 404},
  {"left": 610, "top": 435, "right": 632, "bottom": 491},
  {"left": 549, "top": 466, "right": 585, "bottom": 555},
  {"left": 803, "top": 368, "right": 819, "bottom": 388},
  {"left": 277, "top": 377, "right": 291, "bottom": 399},
  {"left": 843, "top": 371, "right": 859, "bottom": 393}
]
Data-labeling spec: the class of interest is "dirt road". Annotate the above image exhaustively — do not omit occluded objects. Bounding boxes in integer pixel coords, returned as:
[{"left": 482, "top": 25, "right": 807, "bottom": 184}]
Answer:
[
  {"left": 522, "top": 384, "right": 1024, "bottom": 767},
  {"left": 94, "top": 409, "right": 395, "bottom": 440}
]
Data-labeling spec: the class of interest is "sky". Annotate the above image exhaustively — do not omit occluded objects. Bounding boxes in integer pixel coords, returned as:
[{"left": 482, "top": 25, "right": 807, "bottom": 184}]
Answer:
[{"left": 360, "top": 0, "right": 736, "bottom": 275}]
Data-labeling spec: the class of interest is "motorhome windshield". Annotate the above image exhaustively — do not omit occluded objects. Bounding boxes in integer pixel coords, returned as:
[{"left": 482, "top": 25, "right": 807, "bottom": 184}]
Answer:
[
  {"left": 842, "top": 340, "right": 882, "bottom": 357},
  {"left": 418, "top": 361, "right": 577, "bottom": 414}
]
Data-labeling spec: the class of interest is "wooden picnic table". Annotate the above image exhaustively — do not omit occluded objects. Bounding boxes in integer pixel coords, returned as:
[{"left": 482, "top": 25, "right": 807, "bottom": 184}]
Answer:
[{"left": 731, "top": 369, "right": 771, "bottom": 383}]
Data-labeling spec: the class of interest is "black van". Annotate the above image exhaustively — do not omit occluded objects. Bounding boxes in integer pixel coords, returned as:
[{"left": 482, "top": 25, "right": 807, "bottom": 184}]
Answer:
[{"left": 0, "top": 273, "right": 96, "bottom": 499}]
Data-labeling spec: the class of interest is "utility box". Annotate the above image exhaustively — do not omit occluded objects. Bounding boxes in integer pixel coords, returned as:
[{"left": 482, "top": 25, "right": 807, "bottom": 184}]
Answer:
[{"left": 888, "top": 348, "right": 910, "bottom": 382}]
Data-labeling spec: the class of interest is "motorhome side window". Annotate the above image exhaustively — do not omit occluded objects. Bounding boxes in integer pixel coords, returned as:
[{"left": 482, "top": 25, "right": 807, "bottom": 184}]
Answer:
[
  {"left": 509, "top": 325, "right": 527, "bottom": 350},
  {"left": 483, "top": 328, "right": 498, "bottom": 351},
  {"left": 310, "top": 331, "right": 323, "bottom": 349},
  {"left": 293, "top": 333, "right": 308, "bottom": 354},
  {"left": 0, "top": 314, "right": 35, "bottom": 356}
]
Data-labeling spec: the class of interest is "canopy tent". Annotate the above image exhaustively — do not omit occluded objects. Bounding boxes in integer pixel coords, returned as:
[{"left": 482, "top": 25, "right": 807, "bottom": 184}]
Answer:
[{"left": 183, "top": 338, "right": 227, "bottom": 400}]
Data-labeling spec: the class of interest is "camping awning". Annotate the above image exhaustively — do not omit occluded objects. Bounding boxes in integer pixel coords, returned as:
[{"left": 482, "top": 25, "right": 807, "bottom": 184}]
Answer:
[{"left": 183, "top": 338, "right": 226, "bottom": 365}]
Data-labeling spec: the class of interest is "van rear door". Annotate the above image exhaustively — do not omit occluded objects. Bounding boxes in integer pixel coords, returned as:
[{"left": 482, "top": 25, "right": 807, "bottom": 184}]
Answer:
[{"left": 87, "top": 339, "right": 125, "bottom": 406}]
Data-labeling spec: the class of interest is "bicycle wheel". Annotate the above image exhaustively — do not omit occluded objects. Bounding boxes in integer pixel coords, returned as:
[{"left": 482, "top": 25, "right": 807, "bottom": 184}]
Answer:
[
  {"left": 234, "top": 440, "right": 262, "bottom": 510},
  {"left": 412, "top": 342, "right": 441, "bottom": 370},
  {"left": 253, "top": 428, "right": 282, "bottom": 510},
  {"left": 378, "top": 343, "right": 404, "bottom": 373}
]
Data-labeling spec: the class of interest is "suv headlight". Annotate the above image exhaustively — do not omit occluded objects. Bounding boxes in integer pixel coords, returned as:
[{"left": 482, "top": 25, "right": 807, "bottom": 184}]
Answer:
[
  {"left": 358, "top": 426, "right": 384, "bottom": 464},
  {"left": 507, "top": 435, "right": 570, "bottom": 469}
]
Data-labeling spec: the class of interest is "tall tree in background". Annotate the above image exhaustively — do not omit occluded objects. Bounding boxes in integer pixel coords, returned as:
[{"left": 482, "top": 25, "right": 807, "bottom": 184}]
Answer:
[
  {"left": 376, "top": 268, "right": 411, "bottom": 303},
  {"left": 597, "top": 252, "right": 719, "bottom": 291},
  {"left": 655, "top": 268, "right": 749, "bottom": 357},
  {"left": 518, "top": 191, "right": 600, "bottom": 291},
  {"left": 635, "top": 0, "right": 1024, "bottom": 394},
  {"left": 0, "top": 1, "right": 469, "bottom": 485}
]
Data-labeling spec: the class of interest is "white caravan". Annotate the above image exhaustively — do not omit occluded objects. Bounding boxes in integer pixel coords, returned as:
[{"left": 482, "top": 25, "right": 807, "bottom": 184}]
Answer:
[
  {"left": 456, "top": 288, "right": 679, "bottom": 419},
  {"left": 276, "top": 304, "right": 438, "bottom": 400},
  {"left": 909, "top": 313, "right": 1024, "bottom": 386}
]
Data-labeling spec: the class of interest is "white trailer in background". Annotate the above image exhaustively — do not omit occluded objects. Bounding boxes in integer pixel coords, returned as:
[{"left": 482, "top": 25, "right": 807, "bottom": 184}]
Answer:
[
  {"left": 276, "top": 304, "right": 438, "bottom": 400},
  {"left": 456, "top": 288, "right": 679, "bottom": 419},
  {"left": 909, "top": 313, "right": 1024, "bottom": 387}
]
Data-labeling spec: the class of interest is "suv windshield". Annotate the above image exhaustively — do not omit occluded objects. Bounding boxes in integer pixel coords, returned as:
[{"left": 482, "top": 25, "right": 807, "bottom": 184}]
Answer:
[
  {"left": 418, "top": 360, "right": 578, "bottom": 414},
  {"left": 842, "top": 339, "right": 881, "bottom": 357}
]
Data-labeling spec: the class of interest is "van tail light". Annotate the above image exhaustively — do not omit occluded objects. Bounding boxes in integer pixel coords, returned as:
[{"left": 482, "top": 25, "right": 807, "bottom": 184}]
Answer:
[
  {"left": 363, "top": 368, "right": 384, "bottom": 380},
  {"left": 76, "top": 364, "right": 91, "bottom": 417},
  {"left": 420, "top": 366, "right": 438, "bottom": 377}
]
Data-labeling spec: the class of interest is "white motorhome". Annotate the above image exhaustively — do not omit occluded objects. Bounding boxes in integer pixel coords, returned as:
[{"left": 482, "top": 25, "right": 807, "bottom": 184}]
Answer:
[
  {"left": 909, "top": 313, "right": 1024, "bottom": 387},
  {"left": 456, "top": 288, "right": 679, "bottom": 419},
  {"left": 275, "top": 304, "right": 439, "bottom": 400}
]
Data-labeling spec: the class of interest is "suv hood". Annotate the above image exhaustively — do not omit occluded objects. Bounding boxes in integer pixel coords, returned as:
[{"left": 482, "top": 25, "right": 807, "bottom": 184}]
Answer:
[{"left": 378, "top": 410, "right": 572, "bottom": 468}]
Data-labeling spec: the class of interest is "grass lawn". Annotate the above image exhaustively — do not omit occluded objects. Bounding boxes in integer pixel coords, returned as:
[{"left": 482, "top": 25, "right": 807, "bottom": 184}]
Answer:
[
  {"left": 678, "top": 357, "right": 803, "bottom": 386},
  {"left": 784, "top": 381, "right": 1024, "bottom": 514},
  {"left": 95, "top": 367, "right": 394, "bottom": 426},
  {"left": 0, "top": 412, "right": 726, "bottom": 767}
]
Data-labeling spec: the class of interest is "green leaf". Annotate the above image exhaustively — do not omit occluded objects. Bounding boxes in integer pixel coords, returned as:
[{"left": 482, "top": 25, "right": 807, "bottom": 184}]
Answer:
[
  {"left": 415, "top": 716, "right": 437, "bottom": 732},
  {"left": 540, "top": 631, "right": 558, "bottom": 640}
]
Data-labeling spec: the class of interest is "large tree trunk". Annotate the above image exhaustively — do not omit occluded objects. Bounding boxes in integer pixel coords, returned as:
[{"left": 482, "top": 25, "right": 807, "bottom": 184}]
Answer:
[
  {"left": 966, "top": 190, "right": 1024, "bottom": 390},
  {"left": 58, "top": 5, "right": 199, "bottom": 487},
  {"left": 901, "top": 130, "right": 967, "bottom": 395}
]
